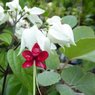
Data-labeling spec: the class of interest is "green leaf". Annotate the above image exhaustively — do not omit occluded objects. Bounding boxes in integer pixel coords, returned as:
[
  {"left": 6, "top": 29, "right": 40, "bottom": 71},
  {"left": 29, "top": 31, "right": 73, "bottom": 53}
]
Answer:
[
  {"left": 76, "top": 73, "right": 95, "bottom": 95},
  {"left": 62, "top": 15, "right": 77, "bottom": 28},
  {"left": 46, "top": 51, "right": 60, "bottom": 69},
  {"left": 0, "top": 33, "right": 12, "bottom": 45},
  {"left": 61, "top": 66, "right": 83, "bottom": 86},
  {"left": 74, "top": 26, "right": 95, "bottom": 42},
  {"left": 60, "top": 38, "right": 95, "bottom": 59},
  {"left": 7, "top": 49, "right": 33, "bottom": 92},
  {"left": 0, "top": 49, "right": 7, "bottom": 67},
  {"left": 61, "top": 66, "right": 95, "bottom": 95},
  {"left": 56, "top": 84, "right": 76, "bottom": 95},
  {"left": 77, "top": 51, "right": 95, "bottom": 62},
  {"left": 5, "top": 75, "right": 31, "bottom": 95},
  {"left": 37, "top": 71, "right": 61, "bottom": 86}
]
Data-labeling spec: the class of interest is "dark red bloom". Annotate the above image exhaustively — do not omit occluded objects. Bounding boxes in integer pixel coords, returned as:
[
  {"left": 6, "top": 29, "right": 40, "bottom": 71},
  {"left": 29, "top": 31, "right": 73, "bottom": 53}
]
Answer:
[{"left": 22, "top": 43, "right": 48, "bottom": 69}]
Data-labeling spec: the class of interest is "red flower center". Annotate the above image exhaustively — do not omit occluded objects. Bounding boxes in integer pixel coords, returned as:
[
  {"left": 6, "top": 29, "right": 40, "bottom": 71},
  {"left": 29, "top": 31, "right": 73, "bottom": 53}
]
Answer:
[{"left": 22, "top": 43, "right": 49, "bottom": 69}]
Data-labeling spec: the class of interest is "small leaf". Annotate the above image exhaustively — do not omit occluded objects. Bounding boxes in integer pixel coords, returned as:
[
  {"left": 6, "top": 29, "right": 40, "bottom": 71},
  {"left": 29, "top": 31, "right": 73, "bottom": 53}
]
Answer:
[
  {"left": 62, "top": 15, "right": 77, "bottom": 28},
  {"left": 56, "top": 84, "right": 76, "bottom": 95},
  {"left": 74, "top": 26, "right": 95, "bottom": 42},
  {"left": 37, "top": 71, "right": 61, "bottom": 86},
  {"left": 0, "top": 33, "right": 12, "bottom": 45},
  {"left": 46, "top": 51, "right": 60, "bottom": 69}
]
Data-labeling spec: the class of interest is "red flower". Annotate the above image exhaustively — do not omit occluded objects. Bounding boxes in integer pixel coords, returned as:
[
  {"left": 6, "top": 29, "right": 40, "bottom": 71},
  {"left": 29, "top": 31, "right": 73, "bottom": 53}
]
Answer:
[{"left": 22, "top": 43, "right": 49, "bottom": 69}]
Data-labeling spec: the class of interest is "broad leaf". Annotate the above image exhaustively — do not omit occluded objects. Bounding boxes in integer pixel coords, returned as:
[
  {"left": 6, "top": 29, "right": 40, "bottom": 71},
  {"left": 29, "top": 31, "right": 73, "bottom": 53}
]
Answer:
[
  {"left": 60, "top": 38, "right": 95, "bottom": 59},
  {"left": 61, "top": 66, "right": 95, "bottom": 95},
  {"left": 62, "top": 15, "right": 77, "bottom": 28},
  {"left": 37, "top": 71, "right": 61, "bottom": 86},
  {"left": 5, "top": 75, "right": 31, "bottom": 95},
  {"left": 7, "top": 49, "right": 33, "bottom": 92},
  {"left": 74, "top": 26, "right": 95, "bottom": 42},
  {"left": 76, "top": 73, "right": 95, "bottom": 95},
  {"left": 61, "top": 66, "right": 83, "bottom": 86}
]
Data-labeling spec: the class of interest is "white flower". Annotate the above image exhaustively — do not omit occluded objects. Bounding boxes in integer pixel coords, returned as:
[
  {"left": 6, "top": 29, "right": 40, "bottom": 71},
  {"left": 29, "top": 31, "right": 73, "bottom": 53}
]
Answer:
[
  {"left": 0, "top": 6, "right": 9, "bottom": 25},
  {"left": 47, "top": 16, "right": 76, "bottom": 47},
  {"left": 6, "top": 0, "right": 21, "bottom": 12},
  {"left": 19, "top": 25, "right": 51, "bottom": 54},
  {"left": 24, "top": 6, "right": 45, "bottom": 25}
]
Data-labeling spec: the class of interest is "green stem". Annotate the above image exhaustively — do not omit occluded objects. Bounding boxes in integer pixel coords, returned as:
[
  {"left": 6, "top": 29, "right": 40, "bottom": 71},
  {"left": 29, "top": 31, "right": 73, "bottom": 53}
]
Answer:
[
  {"left": 36, "top": 76, "right": 42, "bottom": 95},
  {"left": 33, "top": 62, "right": 36, "bottom": 95}
]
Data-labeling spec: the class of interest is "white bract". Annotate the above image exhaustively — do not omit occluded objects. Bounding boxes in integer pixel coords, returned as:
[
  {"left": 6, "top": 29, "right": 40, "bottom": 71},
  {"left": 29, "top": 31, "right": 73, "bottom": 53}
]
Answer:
[
  {"left": 19, "top": 25, "right": 51, "bottom": 54},
  {"left": 0, "top": 6, "right": 8, "bottom": 25},
  {"left": 6, "top": 0, "right": 21, "bottom": 12},
  {"left": 24, "top": 6, "right": 45, "bottom": 25},
  {"left": 47, "top": 16, "right": 76, "bottom": 47}
]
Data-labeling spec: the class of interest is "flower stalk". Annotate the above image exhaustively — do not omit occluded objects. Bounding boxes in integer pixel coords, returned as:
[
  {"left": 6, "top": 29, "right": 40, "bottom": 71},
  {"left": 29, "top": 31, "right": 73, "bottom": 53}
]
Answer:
[{"left": 33, "top": 61, "right": 36, "bottom": 95}]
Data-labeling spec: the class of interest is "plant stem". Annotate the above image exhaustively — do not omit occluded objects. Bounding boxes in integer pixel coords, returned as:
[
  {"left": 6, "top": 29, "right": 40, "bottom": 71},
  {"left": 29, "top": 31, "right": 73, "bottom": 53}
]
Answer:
[
  {"left": 33, "top": 62, "right": 36, "bottom": 95},
  {"left": 2, "top": 64, "right": 9, "bottom": 95},
  {"left": 36, "top": 76, "right": 42, "bottom": 95}
]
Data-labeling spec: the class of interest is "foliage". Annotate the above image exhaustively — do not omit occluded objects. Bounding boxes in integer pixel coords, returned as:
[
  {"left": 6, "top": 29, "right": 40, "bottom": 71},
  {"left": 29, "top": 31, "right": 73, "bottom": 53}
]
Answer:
[{"left": 0, "top": 0, "right": 95, "bottom": 95}]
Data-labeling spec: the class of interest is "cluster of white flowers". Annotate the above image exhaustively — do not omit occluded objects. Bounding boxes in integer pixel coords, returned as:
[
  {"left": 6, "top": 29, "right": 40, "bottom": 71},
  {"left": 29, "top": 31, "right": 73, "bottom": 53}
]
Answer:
[{"left": 0, "top": 0, "right": 75, "bottom": 54}]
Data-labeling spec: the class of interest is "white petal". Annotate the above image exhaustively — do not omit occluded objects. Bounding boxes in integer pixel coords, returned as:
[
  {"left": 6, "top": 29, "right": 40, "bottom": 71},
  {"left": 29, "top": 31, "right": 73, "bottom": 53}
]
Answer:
[
  {"left": 27, "top": 14, "right": 42, "bottom": 25},
  {"left": 48, "top": 23, "right": 76, "bottom": 47},
  {"left": 19, "top": 25, "right": 51, "bottom": 54},
  {"left": 36, "top": 29, "right": 51, "bottom": 52},
  {"left": 61, "top": 24, "right": 76, "bottom": 45},
  {"left": 48, "top": 25, "right": 69, "bottom": 43},
  {"left": 19, "top": 26, "right": 37, "bottom": 54},
  {"left": 30, "top": 7, "right": 45, "bottom": 15},
  {"left": 47, "top": 16, "right": 61, "bottom": 25}
]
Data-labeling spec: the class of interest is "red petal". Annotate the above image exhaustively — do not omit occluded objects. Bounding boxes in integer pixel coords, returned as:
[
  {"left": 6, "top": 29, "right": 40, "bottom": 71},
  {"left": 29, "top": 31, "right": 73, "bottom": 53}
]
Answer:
[
  {"left": 22, "top": 61, "right": 33, "bottom": 68},
  {"left": 32, "top": 43, "right": 41, "bottom": 56},
  {"left": 36, "top": 61, "right": 46, "bottom": 69},
  {"left": 38, "top": 51, "right": 48, "bottom": 62},
  {"left": 22, "top": 50, "right": 33, "bottom": 61}
]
